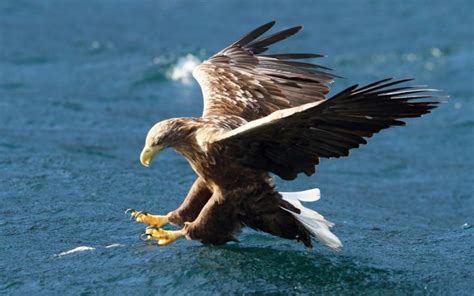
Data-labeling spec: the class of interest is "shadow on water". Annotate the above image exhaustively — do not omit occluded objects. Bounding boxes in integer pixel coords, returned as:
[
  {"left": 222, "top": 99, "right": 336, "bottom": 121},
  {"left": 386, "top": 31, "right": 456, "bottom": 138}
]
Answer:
[{"left": 143, "top": 244, "right": 420, "bottom": 294}]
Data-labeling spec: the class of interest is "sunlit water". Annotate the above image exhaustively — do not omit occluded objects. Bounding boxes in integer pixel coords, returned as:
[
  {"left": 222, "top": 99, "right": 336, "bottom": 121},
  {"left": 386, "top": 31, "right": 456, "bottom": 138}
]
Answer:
[{"left": 1, "top": 0, "right": 473, "bottom": 294}]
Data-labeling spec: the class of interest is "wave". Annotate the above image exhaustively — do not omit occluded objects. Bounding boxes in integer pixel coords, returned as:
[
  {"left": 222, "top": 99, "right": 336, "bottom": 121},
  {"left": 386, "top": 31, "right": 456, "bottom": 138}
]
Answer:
[
  {"left": 105, "top": 243, "right": 124, "bottom": 249},
  {"left": 132, "top": 53, "right": 202, "bottom": 87},
  {"left": 166, "top": 54, "right": 201, "bottom": 84},
  {"left": 55, "top": 243, "right": 124, "bottom": 257},
  {"left": 55, "top": 246, "right": 95, "bottom": 257}
]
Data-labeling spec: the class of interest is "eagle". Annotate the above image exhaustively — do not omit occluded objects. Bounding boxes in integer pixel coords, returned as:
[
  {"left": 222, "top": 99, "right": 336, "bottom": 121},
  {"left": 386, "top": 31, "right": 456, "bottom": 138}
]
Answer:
[{"left": 126, "top": 21, "right": 439, "bottom": 250}]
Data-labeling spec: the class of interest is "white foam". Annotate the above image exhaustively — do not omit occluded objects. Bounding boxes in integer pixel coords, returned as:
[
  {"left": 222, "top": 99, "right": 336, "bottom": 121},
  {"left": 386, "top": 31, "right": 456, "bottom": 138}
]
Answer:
[
  {"left": 167, "top": 54, "right": 201, "bottom": 84},
  {"left": 56, "top": 246, "right": 95, "bottom": 257},
  {"left": 105, "top": 243, "right": 124, "bottom": 249}
]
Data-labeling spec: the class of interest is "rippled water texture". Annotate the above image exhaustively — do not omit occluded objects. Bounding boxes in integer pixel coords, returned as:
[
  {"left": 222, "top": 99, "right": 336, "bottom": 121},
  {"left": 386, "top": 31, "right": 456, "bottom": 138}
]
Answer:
[{"left": 1, "top": 0, "right": 473, "bottom": 294}]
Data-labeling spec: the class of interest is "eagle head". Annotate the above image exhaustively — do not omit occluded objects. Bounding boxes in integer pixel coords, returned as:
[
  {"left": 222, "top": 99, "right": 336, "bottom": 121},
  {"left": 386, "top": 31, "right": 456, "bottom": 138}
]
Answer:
[{"left": 140, "top": 118, "right": 194, "bottom": 167}]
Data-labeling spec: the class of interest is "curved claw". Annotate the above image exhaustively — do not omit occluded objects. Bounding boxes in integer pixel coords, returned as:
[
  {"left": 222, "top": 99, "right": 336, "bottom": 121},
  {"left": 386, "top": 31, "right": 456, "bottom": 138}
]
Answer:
[
  {"left": 140, "top": 233, "right": 151, "bottom": 241},
  {"left": 126, "top": 210, "right": 170, "bottom": 228},
  {"left": 125, "top": 208, "right": 148, "bottom": 221},
  {"left": 125, "top": 208, "right": 138, "bottom": 220},
  {"left": 143, "top": 228, "right": 185, "bottom": 246}
]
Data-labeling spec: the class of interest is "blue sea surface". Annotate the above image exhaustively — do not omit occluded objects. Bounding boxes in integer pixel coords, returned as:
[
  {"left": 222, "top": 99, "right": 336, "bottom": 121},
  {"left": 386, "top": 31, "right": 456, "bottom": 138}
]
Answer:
[{"left": 1, "top": 0, "right": 473, "bottom": 294}]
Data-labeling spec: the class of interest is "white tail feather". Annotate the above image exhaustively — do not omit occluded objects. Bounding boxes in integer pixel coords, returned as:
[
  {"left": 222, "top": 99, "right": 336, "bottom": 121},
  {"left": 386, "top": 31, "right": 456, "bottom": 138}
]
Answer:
[
  {"left": 281, "top": 189, "right": 342, "bottom": 251},
  {"left": 280, "top": 188, "right": 320, "bottom": 202}
]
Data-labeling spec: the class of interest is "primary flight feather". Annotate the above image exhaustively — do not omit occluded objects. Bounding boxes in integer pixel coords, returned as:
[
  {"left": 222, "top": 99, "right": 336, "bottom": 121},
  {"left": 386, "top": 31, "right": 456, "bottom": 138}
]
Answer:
[{"left": 127, "top": 21, "right": 439, "bottom": 249}]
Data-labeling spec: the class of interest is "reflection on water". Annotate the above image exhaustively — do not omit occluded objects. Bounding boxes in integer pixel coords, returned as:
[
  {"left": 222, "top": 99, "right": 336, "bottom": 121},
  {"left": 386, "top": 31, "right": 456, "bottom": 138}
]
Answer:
[{"left": 138, "top": 245, "right": 421, "bottom": 294}]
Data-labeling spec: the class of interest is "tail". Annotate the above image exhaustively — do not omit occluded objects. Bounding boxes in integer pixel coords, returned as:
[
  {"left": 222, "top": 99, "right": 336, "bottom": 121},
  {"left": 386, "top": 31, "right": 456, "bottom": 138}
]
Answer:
[{"left": 281, "top": 189, "right": 342, "bottom": 251}]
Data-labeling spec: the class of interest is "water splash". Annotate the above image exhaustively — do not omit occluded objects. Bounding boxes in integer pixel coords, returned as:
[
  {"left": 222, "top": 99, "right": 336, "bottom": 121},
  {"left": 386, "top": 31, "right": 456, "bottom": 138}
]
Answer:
[
  {"left": 105, "top": 243, "right": 124, "bottom": 248},
  {"left": 166, "top": 54, "right": 201, "bottom": 84},
  {"left": 56, "top": 246, "right": 95, "bottom": 257}
]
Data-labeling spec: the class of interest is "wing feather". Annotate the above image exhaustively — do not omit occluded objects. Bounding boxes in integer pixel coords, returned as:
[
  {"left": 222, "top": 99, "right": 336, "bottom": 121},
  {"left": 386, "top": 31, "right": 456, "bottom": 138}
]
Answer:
[
  {"left": 247, "top": 26, "right": 303, "bottom": 52},
  {"left": 213, "top": 79, "right": 440, "bottom": 180},
  {"left": 227, "top": 21, "right": 276, "bottom": 48},
  {"left": 193, "top": 21, "right": 336, "bottom": 121}
]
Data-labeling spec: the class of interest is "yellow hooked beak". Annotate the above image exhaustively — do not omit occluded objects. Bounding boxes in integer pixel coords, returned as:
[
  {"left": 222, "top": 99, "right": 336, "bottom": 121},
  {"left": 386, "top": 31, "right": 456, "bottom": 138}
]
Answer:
[{"left": 140, "top": 146, "right": 162, "bottom": 167}]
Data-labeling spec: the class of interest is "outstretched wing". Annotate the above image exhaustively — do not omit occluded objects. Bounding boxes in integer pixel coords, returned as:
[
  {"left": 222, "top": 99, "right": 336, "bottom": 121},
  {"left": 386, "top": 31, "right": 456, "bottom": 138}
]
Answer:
[
  {"left": 213, "top": 78, "right": 440, "bottom": 180},
  {"left": 193, "top": 21, "right": 337, "bottom": 121}
]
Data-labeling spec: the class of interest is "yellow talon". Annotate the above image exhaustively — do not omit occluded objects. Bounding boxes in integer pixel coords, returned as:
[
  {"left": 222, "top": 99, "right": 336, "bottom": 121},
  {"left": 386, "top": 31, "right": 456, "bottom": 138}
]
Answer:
[
  {"left": 125, "top": 209, "right": 169, "bottom": 228},
  {"left": 143, "top": 227, "right": 185, "bottom": 246}
]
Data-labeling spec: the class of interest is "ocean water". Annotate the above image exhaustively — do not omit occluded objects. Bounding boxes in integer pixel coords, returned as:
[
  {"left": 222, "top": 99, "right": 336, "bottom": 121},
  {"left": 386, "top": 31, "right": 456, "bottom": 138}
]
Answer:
[{"left": 0, "top": 0, "right": 473, "bottom": 294}]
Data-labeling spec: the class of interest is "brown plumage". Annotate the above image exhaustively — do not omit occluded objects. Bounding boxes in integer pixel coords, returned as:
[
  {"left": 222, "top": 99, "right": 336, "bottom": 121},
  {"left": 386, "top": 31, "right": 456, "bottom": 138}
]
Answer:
[{"left": 133, "top": 21, "right": 440, "bottom": 250}]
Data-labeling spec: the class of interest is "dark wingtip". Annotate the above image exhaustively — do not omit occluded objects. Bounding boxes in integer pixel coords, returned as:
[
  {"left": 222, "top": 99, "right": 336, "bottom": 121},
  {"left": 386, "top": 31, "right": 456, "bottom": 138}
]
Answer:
[
  {"left": 294, "top": 25, "right": 303, "bottom": 32},
  {"left": 228, "top": 21, "right": 277, "bottom": 49},
  {"left": 262, "top": 53, "right": 326, "bottom": 60},
  {"left": 248, "top": 25, "right": 305, "bottom": 51},
  {"left": 258, "top": 21, "right": 277, "bottom": 32},
  {"left": 285, "top": 25, "right": 303, "bottom": 35},
  {"left": 257, "top": 21, "right": 277, "bottom": 30}
]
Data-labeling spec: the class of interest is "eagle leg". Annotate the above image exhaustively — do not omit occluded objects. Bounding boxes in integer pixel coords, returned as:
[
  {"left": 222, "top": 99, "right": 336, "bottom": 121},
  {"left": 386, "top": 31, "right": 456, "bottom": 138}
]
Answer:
[
  {"left": 182, "top": 194, "right": 242, "bottom": 245},
  {"left": 141, "top": 226, "right": 186, "bottom": 246},
  {"left": 125, "top": 208, "right": 170, "bottom": 228},
  {"left": 168, "top": 177, "right": 213, "bottom": 226},
  {"left": 125, "top": 178, "right": 212, "bottom": 245}
]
